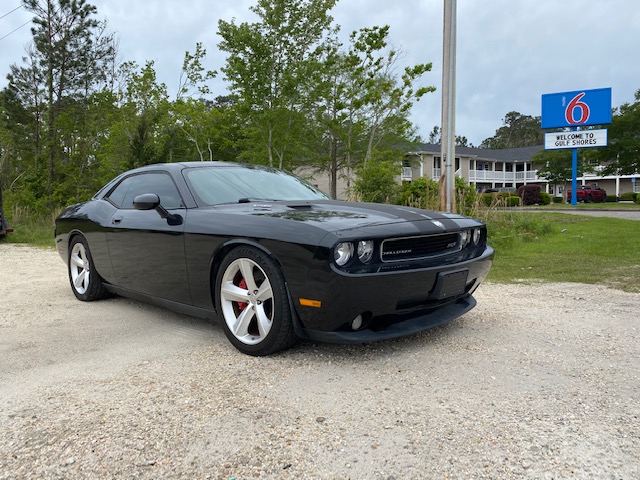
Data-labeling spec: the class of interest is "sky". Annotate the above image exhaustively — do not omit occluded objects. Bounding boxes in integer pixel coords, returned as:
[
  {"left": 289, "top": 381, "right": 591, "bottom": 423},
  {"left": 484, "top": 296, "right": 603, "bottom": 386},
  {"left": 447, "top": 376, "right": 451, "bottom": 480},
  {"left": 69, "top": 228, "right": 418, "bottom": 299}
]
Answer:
[{"left": 1, "top": 0, "right": 639, "bottom": 147}]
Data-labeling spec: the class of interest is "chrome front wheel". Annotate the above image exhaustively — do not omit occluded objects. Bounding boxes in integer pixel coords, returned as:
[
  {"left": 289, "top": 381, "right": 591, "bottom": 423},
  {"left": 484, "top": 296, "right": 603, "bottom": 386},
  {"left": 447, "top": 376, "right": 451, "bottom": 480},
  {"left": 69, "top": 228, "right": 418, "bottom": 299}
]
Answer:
[{"left": 216, "top": 246, "right": 295, "bottom": 356}]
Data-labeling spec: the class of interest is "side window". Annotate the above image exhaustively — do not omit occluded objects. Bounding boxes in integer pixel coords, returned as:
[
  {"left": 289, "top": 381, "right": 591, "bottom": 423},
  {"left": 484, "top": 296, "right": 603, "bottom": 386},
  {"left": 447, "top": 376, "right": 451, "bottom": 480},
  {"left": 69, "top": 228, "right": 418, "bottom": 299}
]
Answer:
[{"left": 106, "top": 173, "right": 183, "bottom": 209}]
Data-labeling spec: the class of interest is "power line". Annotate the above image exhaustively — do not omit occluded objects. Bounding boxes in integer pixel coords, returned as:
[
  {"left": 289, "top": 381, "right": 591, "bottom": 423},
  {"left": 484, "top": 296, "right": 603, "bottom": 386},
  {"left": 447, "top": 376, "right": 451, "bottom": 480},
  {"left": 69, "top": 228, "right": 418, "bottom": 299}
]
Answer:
[
  {"left": 0, "top": 20, "right": 30, "bottom": 42},
  {"left": 0, "top": 5, "right": 22, "bottom": 21}
]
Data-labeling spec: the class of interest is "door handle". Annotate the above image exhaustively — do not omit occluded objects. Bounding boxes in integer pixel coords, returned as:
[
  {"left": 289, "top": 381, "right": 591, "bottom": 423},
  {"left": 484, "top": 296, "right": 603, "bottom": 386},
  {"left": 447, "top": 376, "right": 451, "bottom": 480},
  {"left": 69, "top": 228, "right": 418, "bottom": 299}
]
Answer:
[{"left": 112, "top": 216, "right": 123, "bottom": 224}]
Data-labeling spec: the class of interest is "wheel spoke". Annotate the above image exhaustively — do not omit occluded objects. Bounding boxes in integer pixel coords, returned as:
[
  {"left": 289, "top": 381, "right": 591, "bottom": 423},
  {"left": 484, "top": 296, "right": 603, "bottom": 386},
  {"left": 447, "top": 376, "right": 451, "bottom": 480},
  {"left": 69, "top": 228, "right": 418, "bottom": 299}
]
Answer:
[
  {"left": 74, "top": 269, "right": 87, "bottom": 290},
  {"left": 255, "top": 304, "right": 272, "bottom": 338},
  {"left": 71, "top": 254, "right": 84, "bottom": 268},
  {"left": 232, "top": 305, "right": 254, "bottom": 338},
  {"left": 255, "top": 280, "right": 273, "bottom": 303},
  {"left": 221, "top": 281, "right": 249, "bottom": 304},
  {"left": 238, "top": 259, "right": 259, "bottom": 293}
]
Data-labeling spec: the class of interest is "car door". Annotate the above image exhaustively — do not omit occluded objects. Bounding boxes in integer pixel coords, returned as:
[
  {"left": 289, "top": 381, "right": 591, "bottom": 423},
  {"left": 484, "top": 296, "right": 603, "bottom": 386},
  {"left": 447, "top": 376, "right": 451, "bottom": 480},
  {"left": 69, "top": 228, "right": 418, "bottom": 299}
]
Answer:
[{"left": 104, "top": 171, "right": 191, "bottom": 304}]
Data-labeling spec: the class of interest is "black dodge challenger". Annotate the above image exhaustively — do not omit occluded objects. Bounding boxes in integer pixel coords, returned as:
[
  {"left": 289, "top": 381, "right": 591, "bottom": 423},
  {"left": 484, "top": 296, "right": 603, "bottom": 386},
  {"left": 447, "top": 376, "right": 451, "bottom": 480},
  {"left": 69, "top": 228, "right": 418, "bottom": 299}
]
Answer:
[{"left": 55, "top": 162, "right": 493, "bottom": 356}]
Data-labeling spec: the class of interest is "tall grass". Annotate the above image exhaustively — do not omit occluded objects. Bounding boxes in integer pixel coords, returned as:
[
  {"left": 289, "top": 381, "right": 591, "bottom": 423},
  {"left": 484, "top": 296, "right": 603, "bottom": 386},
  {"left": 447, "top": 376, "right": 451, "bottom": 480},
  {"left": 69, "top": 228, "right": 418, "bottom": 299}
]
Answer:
[{"left": 2, "top": 206, "right": 59, "bottom": 247}]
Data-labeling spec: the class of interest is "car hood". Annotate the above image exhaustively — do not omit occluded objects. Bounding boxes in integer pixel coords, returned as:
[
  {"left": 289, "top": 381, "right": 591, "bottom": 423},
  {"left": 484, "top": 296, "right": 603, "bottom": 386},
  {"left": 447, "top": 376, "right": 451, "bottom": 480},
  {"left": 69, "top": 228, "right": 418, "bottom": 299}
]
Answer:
[{"left": 213, "top": 200, "right": 468, "bottom": 235}]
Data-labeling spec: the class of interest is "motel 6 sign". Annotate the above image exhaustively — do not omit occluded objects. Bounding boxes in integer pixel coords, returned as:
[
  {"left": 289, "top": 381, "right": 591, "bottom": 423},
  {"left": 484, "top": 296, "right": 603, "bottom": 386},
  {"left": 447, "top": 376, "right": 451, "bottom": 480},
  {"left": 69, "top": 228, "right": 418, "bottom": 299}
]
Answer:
[
  {"left": 541, "top": 87, "right": 612, "bottom": 206},
  {"left": 542, "top": 88, "right": 612, "bottom": 150},
  {"left": 541, "top": 87, "right": 612, "bottom": 129}
]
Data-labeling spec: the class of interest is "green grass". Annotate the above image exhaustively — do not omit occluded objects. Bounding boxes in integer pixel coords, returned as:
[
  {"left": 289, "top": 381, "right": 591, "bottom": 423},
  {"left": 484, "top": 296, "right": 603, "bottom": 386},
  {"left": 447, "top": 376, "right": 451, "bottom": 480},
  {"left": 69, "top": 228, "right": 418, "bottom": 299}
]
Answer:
[
  {"left": 487, "top": 212, "right": 640, "bottom": 293},
  {"left": 2, "top": 208, "right": 57, "bottom": 247}
]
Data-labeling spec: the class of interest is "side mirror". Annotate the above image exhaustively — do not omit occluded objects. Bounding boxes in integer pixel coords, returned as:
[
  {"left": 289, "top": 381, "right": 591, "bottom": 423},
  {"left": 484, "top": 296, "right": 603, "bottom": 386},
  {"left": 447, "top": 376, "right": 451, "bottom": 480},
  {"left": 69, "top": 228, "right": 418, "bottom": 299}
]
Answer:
[
  {"left": 133, "top": 193, "right": 183, "bottom": 226},
  {"left": 133, "top": 193, "right": 160, "bottom": 210}
]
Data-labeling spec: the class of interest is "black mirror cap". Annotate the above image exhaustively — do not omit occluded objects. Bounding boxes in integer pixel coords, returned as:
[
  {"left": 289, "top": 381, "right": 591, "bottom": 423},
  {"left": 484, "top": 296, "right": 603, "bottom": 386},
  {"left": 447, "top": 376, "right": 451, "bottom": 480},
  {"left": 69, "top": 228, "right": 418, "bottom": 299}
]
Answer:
[{"left": 133, "top": 193, "right": 160, "bottom": 211}]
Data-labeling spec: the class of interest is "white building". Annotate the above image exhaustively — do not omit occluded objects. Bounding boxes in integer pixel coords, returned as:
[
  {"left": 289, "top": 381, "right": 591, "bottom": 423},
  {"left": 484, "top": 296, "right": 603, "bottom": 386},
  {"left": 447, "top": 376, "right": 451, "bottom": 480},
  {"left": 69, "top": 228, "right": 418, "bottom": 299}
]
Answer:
[{"left": 404, "top": 144, "right": 639, "bottom": 198}]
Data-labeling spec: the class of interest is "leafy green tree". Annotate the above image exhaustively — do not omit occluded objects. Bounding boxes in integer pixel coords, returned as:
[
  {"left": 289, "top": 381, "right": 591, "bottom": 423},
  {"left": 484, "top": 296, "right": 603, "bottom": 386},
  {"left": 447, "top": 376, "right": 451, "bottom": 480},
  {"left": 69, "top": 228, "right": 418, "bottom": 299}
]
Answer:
[
  {"left": 311, "top": 26, "right": 434, "bottom": 198},
  {"left": 16, "top": 0, "right": 116, "bottom": 184},
  {"left": 218, "top": 0, "right": 338, "bottom": 169},
  {"left": 480, "top": 111, "right": 543, "bottom": 149},
  {"left": 531, "top": 149, "right": 576, "bottom": 185},
  {"left": 590, "top": 89, "right": 640, "bottom": 175},
  {"left": 110, "top": 61, "right": 170, "bottom": 170}
]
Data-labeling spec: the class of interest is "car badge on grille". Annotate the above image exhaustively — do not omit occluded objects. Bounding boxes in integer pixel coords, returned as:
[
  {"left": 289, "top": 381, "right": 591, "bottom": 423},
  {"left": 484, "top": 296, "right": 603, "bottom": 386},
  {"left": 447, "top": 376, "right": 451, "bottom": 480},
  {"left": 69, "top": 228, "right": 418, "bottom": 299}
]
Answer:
[{"left": 431, "top": 220, "right": 446, "bottom": 229}]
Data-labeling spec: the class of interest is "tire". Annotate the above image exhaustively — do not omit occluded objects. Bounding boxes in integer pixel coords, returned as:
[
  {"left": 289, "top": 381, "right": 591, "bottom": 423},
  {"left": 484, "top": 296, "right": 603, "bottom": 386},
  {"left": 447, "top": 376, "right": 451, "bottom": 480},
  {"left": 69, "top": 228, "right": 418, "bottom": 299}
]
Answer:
[
  {"left": 68, "top": 235, "right": 109, "bottom": 301},
  {"left": 215, "top": 246, "right": 296, "bottom": 356}
]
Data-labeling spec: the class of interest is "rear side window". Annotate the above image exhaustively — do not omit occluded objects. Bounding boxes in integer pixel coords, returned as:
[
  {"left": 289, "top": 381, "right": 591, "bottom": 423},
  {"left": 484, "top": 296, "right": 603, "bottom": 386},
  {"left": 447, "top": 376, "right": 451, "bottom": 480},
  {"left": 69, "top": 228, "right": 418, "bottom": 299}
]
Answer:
[{"left": 106, "top": 172, "right": 183, "bottom": 209}]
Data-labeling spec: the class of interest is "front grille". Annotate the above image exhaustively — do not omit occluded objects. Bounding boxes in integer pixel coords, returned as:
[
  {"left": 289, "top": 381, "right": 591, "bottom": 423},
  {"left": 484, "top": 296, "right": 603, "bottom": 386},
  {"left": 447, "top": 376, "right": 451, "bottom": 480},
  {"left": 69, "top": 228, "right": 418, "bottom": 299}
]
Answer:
[{"left": 381, "top": 233, "right": 460, "bottom": 262}]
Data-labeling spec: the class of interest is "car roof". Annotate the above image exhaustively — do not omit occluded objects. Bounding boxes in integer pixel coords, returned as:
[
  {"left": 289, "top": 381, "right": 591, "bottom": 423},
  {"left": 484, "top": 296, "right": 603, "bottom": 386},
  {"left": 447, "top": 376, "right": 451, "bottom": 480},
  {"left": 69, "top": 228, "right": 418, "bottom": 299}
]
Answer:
[{"left": 130, "top": 161, "right": 244, "bottom": 173}]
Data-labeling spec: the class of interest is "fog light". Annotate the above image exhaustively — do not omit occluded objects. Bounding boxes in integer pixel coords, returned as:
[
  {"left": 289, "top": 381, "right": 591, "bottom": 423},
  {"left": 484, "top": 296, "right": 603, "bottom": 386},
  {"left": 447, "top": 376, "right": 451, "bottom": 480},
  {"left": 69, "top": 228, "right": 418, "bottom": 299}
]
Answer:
[{"left": 351, "top": 314, "right": 363, "bottom": 330}]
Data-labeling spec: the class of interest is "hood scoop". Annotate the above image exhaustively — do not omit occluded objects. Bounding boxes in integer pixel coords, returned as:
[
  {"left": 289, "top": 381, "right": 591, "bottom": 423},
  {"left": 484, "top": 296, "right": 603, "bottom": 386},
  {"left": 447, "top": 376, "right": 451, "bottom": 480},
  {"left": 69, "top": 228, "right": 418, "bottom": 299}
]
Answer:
[{"left": 286, "top": 203, "right": 313, "bottom": 210}]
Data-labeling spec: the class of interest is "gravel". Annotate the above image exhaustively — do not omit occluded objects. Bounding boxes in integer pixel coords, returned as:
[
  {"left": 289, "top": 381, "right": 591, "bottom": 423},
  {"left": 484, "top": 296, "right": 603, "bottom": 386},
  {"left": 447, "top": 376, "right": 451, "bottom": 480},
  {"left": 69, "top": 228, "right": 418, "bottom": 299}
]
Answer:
[{"left": 1, "top": 243, "right": 639, "bottom": 479}]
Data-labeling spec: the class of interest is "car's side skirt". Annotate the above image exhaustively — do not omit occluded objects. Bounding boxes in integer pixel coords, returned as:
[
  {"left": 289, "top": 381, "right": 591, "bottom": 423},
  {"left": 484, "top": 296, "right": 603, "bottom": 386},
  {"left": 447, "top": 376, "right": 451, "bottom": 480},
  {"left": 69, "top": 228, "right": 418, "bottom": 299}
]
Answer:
[{"left": 104, "top": 284, "right": 217, "bottom": 321}]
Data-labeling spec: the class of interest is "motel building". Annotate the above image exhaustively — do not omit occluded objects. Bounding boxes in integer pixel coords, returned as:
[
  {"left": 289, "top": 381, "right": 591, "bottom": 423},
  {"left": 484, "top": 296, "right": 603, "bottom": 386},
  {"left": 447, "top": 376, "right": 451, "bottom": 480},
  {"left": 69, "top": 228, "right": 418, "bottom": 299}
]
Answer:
[{"left": 403, "top": 143, "right": 640, "bottom": 199}]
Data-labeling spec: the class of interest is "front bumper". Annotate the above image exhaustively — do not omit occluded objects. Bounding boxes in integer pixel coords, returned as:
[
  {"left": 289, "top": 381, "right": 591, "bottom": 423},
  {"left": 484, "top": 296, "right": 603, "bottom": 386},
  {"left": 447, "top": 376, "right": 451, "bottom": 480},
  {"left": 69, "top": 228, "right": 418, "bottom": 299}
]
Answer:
[
  {"left": 289, "top": 246, "right": 493, "bottom": 343},
  {"left": 299, "top": 294, "right": 476, "bottom": 343}
]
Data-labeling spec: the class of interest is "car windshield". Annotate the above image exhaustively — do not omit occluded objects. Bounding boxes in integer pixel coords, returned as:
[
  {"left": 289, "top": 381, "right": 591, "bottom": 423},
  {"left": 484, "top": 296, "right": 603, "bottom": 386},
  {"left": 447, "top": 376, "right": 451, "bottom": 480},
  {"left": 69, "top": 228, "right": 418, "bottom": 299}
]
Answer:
[{"left": 184, "top": 165, "right": 329, "bottom": 206}]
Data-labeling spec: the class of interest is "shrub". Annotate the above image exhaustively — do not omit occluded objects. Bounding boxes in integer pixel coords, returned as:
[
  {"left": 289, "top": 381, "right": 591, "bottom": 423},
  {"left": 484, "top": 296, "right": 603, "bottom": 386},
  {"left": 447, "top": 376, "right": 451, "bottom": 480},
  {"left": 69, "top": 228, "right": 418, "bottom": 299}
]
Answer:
[
  {"left": 517, "top": 184, "right": 542, "bottom": 205},
  {"left": 552, "top": 196, "right": 564, "bottom": 203},
  {"left": 506, "top": 196, "right": 521, "bottom": 207},
  {"left": 636, "top": 194, "right": 640, "bottom": 205},
  {"left": 620, "top": 191, "right": 637, "bottom": 201},
  {"left": 539, "top": 192, "right": 551, "bottom": 205},
  {"left": 606, "top": 195, "right": 618, "bottom": 203},
  {"left": 479, "top": 192, "right": 495, "bottom": 207}
]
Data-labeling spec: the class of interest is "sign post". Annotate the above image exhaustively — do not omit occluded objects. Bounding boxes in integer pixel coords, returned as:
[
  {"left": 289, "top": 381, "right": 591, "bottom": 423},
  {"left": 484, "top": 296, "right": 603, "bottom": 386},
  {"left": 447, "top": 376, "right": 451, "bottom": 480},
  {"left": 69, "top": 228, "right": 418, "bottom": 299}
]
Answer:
[{"left": 541, "top": 87, "right": 612, "bottom": 206}]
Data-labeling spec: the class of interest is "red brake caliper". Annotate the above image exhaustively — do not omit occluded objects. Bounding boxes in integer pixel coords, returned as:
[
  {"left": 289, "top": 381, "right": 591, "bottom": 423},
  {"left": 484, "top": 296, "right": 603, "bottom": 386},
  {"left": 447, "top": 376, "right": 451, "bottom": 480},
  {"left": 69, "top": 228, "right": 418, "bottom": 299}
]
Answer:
[{"left": 237, "top": 278, "right": 248, "bottom": 311}]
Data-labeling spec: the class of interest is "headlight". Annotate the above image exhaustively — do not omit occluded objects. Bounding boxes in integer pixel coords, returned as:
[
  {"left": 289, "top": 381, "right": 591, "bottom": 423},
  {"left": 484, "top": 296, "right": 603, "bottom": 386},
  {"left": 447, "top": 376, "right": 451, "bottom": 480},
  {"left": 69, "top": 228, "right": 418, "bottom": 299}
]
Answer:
[
  {"left": 473, "top": 228, "right": 481, "bottom": 245},
  {"left": 460, "top": 229, "right": 470, "bottom": 247},
  {"left": 334, "top": 242, "right": 354, "bottom": 266},
  {"left": 357, "top": 240, "right": 374, "bottom": 263}
]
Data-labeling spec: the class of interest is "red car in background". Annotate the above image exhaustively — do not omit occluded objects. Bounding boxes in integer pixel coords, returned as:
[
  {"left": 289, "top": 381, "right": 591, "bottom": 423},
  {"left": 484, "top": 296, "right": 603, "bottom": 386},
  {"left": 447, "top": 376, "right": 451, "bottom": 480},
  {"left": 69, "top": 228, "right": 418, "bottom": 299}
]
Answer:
[{"left": 566, "top": 184, "right": 607, "bottom": 203}]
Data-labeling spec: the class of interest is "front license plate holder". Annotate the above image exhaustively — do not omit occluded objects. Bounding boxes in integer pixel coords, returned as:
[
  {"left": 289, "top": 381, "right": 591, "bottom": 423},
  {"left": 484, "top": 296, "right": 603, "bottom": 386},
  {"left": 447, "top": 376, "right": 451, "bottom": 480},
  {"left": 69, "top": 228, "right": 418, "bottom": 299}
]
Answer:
[{"left": 432, "top": 269, "right": 468, "bottom": 300}]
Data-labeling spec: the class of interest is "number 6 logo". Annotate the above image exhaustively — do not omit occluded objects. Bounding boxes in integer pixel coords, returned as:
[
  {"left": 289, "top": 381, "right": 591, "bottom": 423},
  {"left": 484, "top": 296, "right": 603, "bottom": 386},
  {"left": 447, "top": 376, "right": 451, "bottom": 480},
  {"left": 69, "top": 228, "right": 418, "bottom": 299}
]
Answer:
[{"left": 565, "top": 92, "right": 590, "bottom": 124}]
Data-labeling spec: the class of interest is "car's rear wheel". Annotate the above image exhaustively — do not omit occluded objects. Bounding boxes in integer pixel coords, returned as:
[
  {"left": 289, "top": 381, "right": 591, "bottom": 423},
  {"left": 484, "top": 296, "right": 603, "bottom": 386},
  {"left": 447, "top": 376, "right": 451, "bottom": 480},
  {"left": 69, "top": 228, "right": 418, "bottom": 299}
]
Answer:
[
  {"left": 68, "top": 236, "right": 109, "bottom": 301},
  {"left": 215, "top": 246, "right": 296, "bottom": 356}
]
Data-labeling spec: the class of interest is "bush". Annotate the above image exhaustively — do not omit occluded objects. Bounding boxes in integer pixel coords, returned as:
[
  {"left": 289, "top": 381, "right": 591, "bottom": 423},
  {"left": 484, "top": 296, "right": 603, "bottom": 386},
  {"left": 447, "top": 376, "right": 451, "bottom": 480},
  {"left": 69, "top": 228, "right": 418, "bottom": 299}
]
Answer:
[
  {"left": 636, "top": 194, "right": 640, "bottom": 205},
  {"left": 506, "top": 196, "right": 521, "bottom": 207},
  {"left": 539, "top": 192, "right": 551, "bottom": 205},
  {"left": 517, "top": 184, "right": 542, "bottom": 205},
  {"left": 396, "top": 177, "right": 440, "bottom": 210},
  {"left": 620, "top": 191, "right": 637, "bottom": 202},
  {"left": 353, "top": 158, "right": 401, "bottom": 203},
  {"left": 479, "top": 192, "right": 495, "bottom": 207},
  {"left": 552, "top": 196, "right": 564, "bottom": 203},
  {"left": 606, "top": 195, "right": 618, "bottom": 203}
]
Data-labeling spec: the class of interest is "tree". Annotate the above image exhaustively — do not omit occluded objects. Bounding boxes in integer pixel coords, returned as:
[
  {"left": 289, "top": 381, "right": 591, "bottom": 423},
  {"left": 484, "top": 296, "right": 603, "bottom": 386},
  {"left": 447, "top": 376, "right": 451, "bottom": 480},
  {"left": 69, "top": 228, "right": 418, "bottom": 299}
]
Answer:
[
  {"left": 531, "top": 149, "right": 574, "bottom": 184},
  {"left": 5, "top": 0, "right": 116, "bottom": 210},
  {"left": 590, "top": 89, "right": 640, "bottom": 175},
  {"left": 218, "top": 0, "right": 338, "bottom": 169},
  {"left": 311, "top": 26, "right": 434, "bottom": 198},
  {"left": 19, "top": 0, "right": 116, "bottom": 183},
  {"left": 427, "top": 125, "right": 472, "bottom": 147},
  {"left": 480, "top": 111, "right": 543, "bottom": 149}
]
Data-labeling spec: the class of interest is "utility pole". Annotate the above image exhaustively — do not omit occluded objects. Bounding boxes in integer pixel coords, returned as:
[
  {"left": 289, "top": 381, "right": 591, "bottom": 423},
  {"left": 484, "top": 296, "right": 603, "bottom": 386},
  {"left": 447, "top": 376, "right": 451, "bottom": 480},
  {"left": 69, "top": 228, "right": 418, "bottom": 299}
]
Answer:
[{"left": 440, "top": 0, "right": 457, "bottom": 213}]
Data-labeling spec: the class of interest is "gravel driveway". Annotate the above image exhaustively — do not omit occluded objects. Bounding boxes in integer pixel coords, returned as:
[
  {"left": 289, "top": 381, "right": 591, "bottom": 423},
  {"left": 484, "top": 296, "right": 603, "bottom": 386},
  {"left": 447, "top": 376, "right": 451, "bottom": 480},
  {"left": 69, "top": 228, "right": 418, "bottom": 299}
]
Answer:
[{"left": 1, "top": 244, "right": 639, "bottom": 479}]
